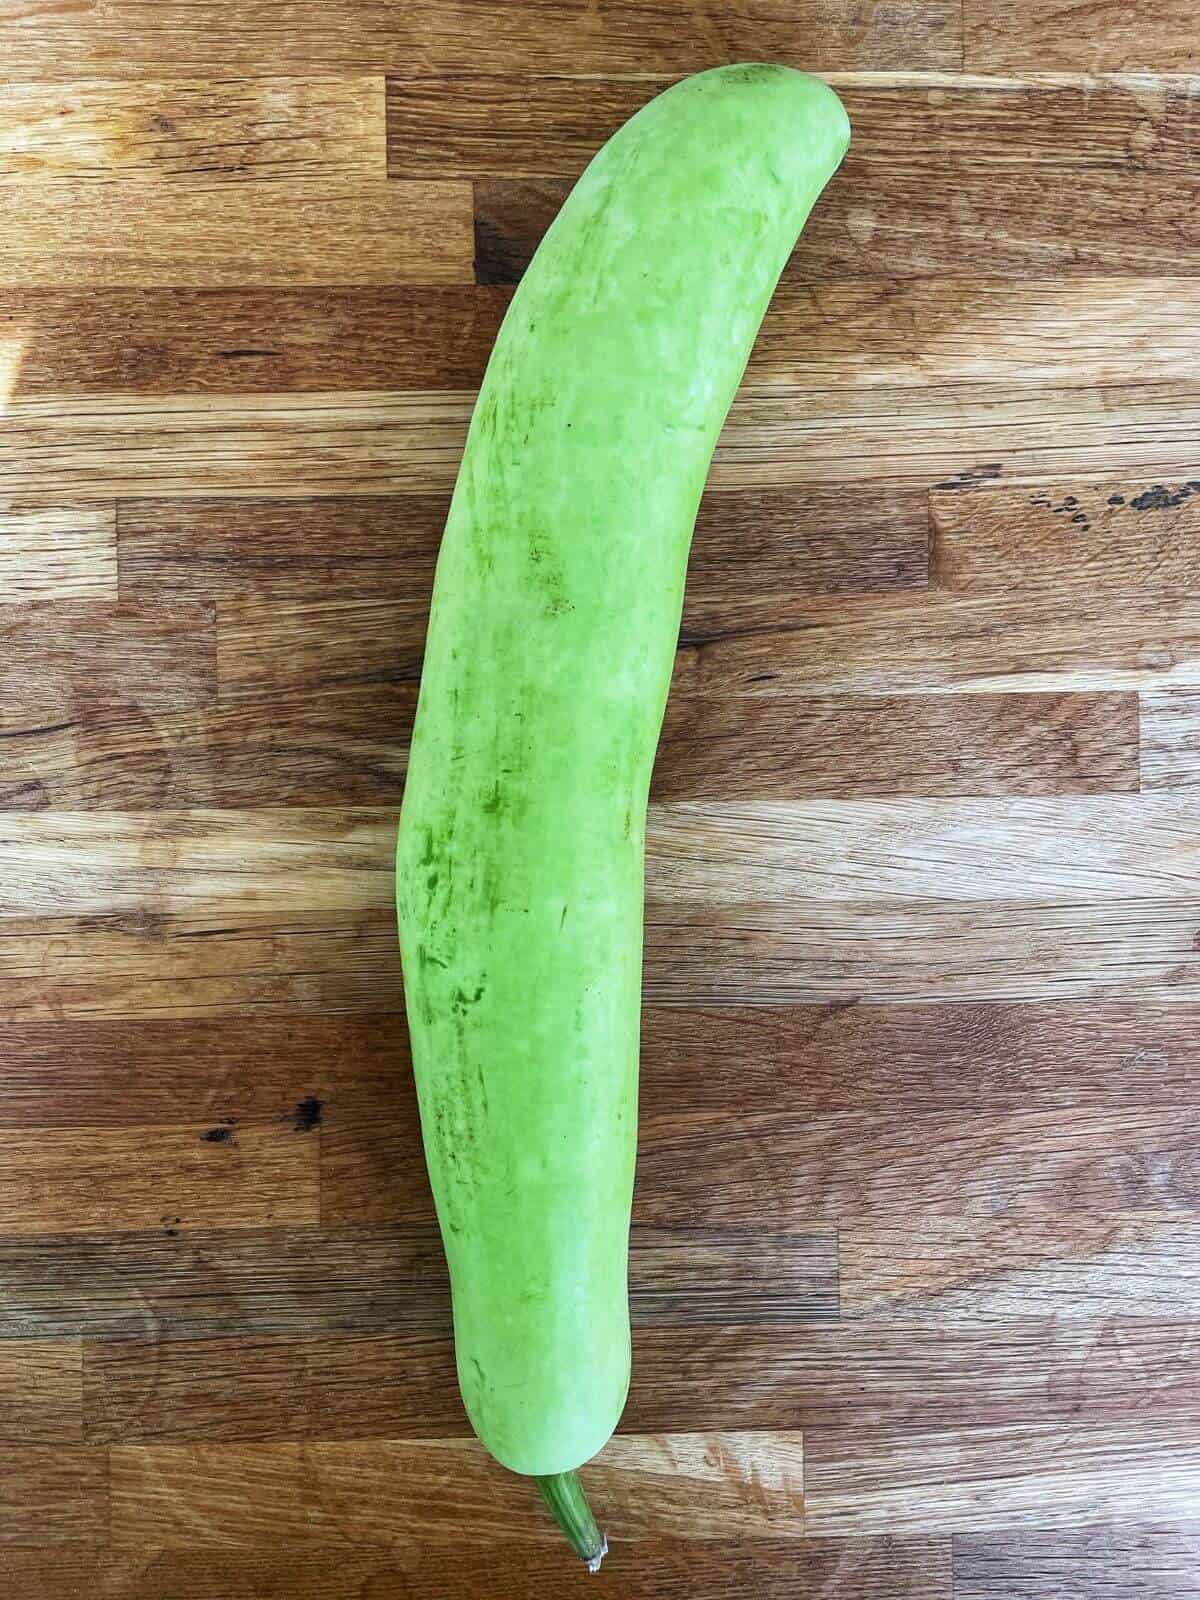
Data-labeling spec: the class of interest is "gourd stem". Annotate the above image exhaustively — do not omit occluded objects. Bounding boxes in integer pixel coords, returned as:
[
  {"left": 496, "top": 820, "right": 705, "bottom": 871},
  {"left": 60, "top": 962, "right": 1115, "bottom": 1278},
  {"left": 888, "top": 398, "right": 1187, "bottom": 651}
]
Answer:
[{"left": 536, "top": 1470, "right": 608, "bottom": 1571}]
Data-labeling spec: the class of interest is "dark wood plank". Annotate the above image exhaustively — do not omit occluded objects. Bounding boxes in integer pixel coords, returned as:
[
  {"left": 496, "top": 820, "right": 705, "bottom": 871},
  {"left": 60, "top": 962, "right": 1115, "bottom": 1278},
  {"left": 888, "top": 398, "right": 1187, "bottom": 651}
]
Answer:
[
  {"left": 954, "top": 1525, "right": 1200, "bottom": 1599},
  {"left": 932, "top": 479, "right": 1200, "bottom": 591},
  {"left": 0, "top": 2, "right": 960, "bottom": 77},
  {"left": 108, "top": 1432, "right": 805, "bottom": 1546},
  {"left": 0, "top": 1340, "right": 81, "bottom": 1444},
  {"left": 0, "top": 908, "right": 400, "bottom": 1022},
  {"left": 0, "top": 686, "right": 416, "bottom": 810},
  {"left": 0, "top": 180, "right": 471, "bottom": 289},
  {"left": 0, "top": 1013, "right": 402, "bottom": 1128},
  {"left": 0, "top": 689, "right": 1130, "bottom": 811},
  {"left": 0, "top": 1224, "right": 834, "bottom": 1341},
  {"left": 0, "top": 601, "right": 215, "bottom": 732},
  {"left": 477, "top": 165, "right": 1200, "bottom": 285},
  {"left": 0, "top": 1550, "right": 101, "bottom": 1596},
  {"left": 3, "top": 287, "right": 511, "bottom": 395},
  {"left": 653, "top": 693, "right": 1138, "bottom": 800},
  {"left": 965, "top": 0, "right": 1198, "bottom": 70},
  {"left": 0, "top": 1124, "right": 318, "bottom": 1235},
  {"left": 841, "top": 1215, "right": 1200, "bottom": 1322},
  {"left": 96, "top": 1539, "right": 951, "bottom": 1600},
  {"left": 0, "top": 77, "right": 384, "bottom": 186},
  {"left": 83, "top": 1316, "right": 1200, "bottom": 1444},
  {"left": 804, "top": 1414, "right": 1200, "bottom": 1535},
  {"left": 678, "top": 588, "right": 1200, "bottom": 695},
  {"left": 4, "top": 1001, "right": 1195, "bottom": 1134},
  {"left": 121, "top": 486, "right": 926, "bottom": 609},
  {"left": 391, "top": 75, "right": 1200, "bottom": 177},
  {"left": 0, "top": 1448, "right": 106, "bottom": 1543},
  {"left": 118, "top": 494, "right": 445, "bottom": 603}
]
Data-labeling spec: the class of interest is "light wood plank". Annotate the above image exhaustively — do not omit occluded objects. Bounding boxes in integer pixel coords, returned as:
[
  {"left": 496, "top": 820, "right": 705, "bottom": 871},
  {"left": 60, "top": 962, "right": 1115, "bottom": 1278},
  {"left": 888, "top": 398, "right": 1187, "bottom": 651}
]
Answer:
[
  {"left": 3, "top": 287, "right": 511, "bottom": 395},
  {"left": 643, "top": 896, "right": 1200, "bottom": 1004},
  {"left": 654, "top": 696, "right": 1139, "bottom": 800},
  {"left": 679, "top": 589, "right": 1200, "bottom": 696},
  {"left": 1142, "top": 691, "right": 1200, "bottom": 791},
  {"left": 932, "top": 479, "right": 1200, "bottom": 591},
  {"left": 392, "top": 74, "right": 1200, "bottom": 177},
  {"left": 0, "top": 77, "right": 385, "bottom": 186},
  {"left": 646, "top": 795, "right": 1200, "bottom": 907},
  {"left": 965, "top": 0, "right": 1200, "bottom": 70},
  {"left": 841, "top": 1215, "right": 1200, "bottom": 1322},
  {"left": 476, "top": 167, "right": 1200, "bottom": 283},
  {"left": 0, "top": 1448, "right": 107, "bottom": 1543},
  {"left": 805, "top": 1415, "right": 1200, "bottom": 1536},
  {"left": 0, "top": 502, "right": 115, "bottom": 604},
  {"left": 3, "top": 381, "right": 1198, "bottom": 500},
  {"left": 0, "top": 601, "right": 215, "bottom": 732},
  {"left": 0, "top": 180, "right": 471, "bottom": 288},
  {"left": 0, "top": 1340, "right": 82, "bottom": 1444},
  {"left": 109, "top": 1433, "right": 804, "bottom": 1546},
  {"left": 955, "top": 1526, "right": 1200, "bottom": 1599},
  {"left": 0, "top": 808, "right": 394, "bottom": 918},
  {"left": 96, "top": 1539, "right": 951, "bottom": 1600},
  {"left": 12, "top": 793, "right": 1199, "bottom": 923},
  {"left": 0, "top": 2, "right": 960, "bottom": 78},
  {"left": 0, "top": 1124, "right": 318, "bottom": 1234}
]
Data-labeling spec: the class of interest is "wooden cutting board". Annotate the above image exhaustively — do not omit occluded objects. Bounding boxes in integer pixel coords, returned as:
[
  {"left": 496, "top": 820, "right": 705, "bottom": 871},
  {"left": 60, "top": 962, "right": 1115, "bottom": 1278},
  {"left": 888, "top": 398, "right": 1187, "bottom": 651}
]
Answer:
[{"left": 1, "top": 8, "right": 1199, "bottom": 1596}]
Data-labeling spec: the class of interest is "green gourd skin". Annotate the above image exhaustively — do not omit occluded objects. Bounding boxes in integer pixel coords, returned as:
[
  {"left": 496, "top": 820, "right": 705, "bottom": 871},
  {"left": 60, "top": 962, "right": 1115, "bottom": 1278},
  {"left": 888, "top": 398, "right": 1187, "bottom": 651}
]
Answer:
[{"left": 397, "top": 64, "right": 849, "bottom": 1495}]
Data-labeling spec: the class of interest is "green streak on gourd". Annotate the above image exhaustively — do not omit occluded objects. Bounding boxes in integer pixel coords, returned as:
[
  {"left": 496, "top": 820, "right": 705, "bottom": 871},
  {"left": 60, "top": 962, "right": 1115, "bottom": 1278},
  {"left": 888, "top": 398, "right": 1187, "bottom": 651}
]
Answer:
[{"left": 397, "top": 65, "right": 849, "bottom": 1484}]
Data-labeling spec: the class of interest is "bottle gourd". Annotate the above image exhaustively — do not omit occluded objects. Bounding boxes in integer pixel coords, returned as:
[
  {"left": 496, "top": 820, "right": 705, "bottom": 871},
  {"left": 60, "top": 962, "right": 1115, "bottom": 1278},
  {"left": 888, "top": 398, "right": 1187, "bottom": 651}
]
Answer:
[{"left": 396, "top": 63, "right": 850, "bottom": 1563}]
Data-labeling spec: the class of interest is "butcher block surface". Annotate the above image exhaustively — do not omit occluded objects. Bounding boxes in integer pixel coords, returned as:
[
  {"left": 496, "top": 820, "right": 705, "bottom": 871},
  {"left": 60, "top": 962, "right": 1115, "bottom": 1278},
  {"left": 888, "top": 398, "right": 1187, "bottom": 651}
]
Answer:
[{"left": 2, "top": 5, "right": 1200, "bottom": 1596}]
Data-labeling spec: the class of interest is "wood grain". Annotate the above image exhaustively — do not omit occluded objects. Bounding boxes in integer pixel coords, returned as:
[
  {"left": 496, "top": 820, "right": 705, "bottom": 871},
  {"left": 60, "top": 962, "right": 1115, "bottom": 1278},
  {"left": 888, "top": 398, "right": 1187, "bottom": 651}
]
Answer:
[
  {"left": 0, "top": 1124, "right": 318, "bottom": 1234},
  {"left": 965, "top": 0, "right": 1200, "bottom": 70},
  {"left": 0, "top": 3, "right": 961, "bottom": 78},
  {"left": 653, "top": 694, "right": 1139, "bottom": 800},
  {"left": 0, "top": 180, "right": 471, "bottom": 288},
  {"left": 475, "top": 166, "right": 1200, "bottom": 283},
  {"left": 954, "top": 1525, "right": 1200, "bottom": 1599},
  {"left": 643, "top": 896, "right": 1200, "bottom": 1005},
  {"left": 108, "top": 1433, "right": 805, "bottom": 1546},
  {"left": 2, "top": 287, "right": 511, "bottom": 395},
  {"left": 392, "top": 75, "right": 1200, "bottom": 177},
  {"left": 840, "top": 1215, "right": 1200, "bottom": 1321},
  {"left": 0, "top": 1012, "right": 402, "bottom": 1128},
  {"left": 81, "top": 1317, "right": 1200, "bottom": 1444},
  {"left": 0, "top": 601, "right": 215, "bottom": 731},
  {"left": 679, "top": 589, "right": 1200, "bottom": 696},
  {"left": 0, "top": 77, "right": 385, "bottom": 186},
  {"left": 0, "top": 1448, "right": 107, "bottom": 1543},
  {"left": 1141, "top": 691, "right": 1200, "bottom": 791},
  {"left": 93, "top": 1539, "right": 953, "bottom": 1600},
  {"left": 0, "top": 1340, "right": 82, "bottom": 1444},
  {"left": 0, "top": 908, "right": 400, "bottom": 1022},
  {"left": 0, "top": 502, "right": 115, "bottom": 605},
  {"left": 932, "top": 479, "right": 1200, "bottom": 591},
  {"left": 0, "top": 808, "right": 394, "bottom": 918},
  {"left": 804, "top": 1414, "right": 1200, "bottom": 1535},
  {"left": 3, "top": 381, "right": 1198, "bottom": 500},
  {"left": 0, "top": 1224, "right": 835, "bottom": 1340},
  {"left": 0, "top": 686, "right": 417, "bottom": 811},
  {"left": 30, "top": 688, "right": 1131, "bottom": 811},
  {"left": 119, "top": 485, "right": 927, "bottom": 609}
]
